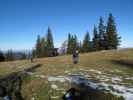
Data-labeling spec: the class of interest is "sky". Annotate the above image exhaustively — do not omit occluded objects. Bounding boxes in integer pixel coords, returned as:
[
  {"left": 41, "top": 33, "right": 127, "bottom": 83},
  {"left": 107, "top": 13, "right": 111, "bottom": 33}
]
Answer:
[{"left": 0, "top": 0, "right": 133, "bottom": 51}]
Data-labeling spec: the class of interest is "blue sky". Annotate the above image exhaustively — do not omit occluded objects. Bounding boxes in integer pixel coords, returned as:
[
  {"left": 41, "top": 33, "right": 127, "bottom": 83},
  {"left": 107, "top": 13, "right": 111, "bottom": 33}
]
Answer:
[{"left": 0, "top": 0, "right": 133, "bottom": 51}]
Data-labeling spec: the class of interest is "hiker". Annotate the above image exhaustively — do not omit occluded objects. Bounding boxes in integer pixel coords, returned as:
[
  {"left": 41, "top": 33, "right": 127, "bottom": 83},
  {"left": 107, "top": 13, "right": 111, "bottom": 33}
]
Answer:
[
  {"left": 72, "top": 50, "right": 79, "bottom": 64},
  {"left": 30, "top": 57, "right": 33, "bottom": 63}
]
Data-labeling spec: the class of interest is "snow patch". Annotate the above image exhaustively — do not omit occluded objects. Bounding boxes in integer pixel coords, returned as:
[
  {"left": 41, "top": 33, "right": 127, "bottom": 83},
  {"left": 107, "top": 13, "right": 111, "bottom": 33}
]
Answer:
[
  {"left": 125, "top": 77, "right": 133, "bottom": 80},
  {"left": 35, "top": 75, "right": 45, "bottom": 78},
  {"left": 51, "top": 84, "right": 58, "bottom": 89},
  {"left": 51, "top": 96, "right": 59, "bottom": 99},
  {"left": 111, "top": 76, "right": 122, "bottom": 83},
  {"left": 48, "top": 76, "right": 71, "bottom": 82},
  {"left": 99, "top": 83, "right": 133, "bottom": 100},
  {"left": 89, "top": 69, "right": 102, "bottom": 74}
]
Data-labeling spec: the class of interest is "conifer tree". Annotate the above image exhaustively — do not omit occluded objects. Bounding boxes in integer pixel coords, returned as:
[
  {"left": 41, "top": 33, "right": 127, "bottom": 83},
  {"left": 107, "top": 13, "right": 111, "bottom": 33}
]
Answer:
[
  {"left": 32, "top": 49, "right": 36, "bottom": 58},
  {"left": 67, "top": 33, "right": 72, "bottom": 54},
  {"left": 20, "top": 52, "right": 27, "bottom": 60},
  {"left": 34, "top": 27, "right": 55, "bottom": 57},
  {"left": 46, "top": 27, "right": 54, "bottom": 49},
  {"left": 5, "top": 50, "right": 15, "bottom": 61},
  {"left": 78, "top": 41, "right": 82, "bottom": 53},
  {"left": 0, "top": 51, "right": 5, "bottom": 62},
  {"left": 98, "top": 16, "right": 106, "bottom": 50},
  {"left": 93, "top": 25, "right": 100, "bottom": 51},
  {"left": 82, "top": 32, "right": 91, "bottom": 52},
  {"left": 72, "top": 35, "right": 78, "bottom": 50},
  {"left": 67, "top": 33, "right": 78, "bottom": 54},
  {"left": 41, "top": 37, "right": 48, "bottom": 57},
  {"left": 106, "top": 13, "right": 121, "bottom": 49},
  {"left": 40, "top": 37, "right": 45, "bottom": 57},
  {"left": 36, "top": 35, "right": 42, "bottom": 58}
]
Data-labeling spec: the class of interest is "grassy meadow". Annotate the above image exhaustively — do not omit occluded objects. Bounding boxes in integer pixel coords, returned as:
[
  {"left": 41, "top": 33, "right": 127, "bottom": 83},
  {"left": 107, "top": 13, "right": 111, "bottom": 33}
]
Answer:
[{"left": 0, "top": 48, "right": 133, "bottom": 100}]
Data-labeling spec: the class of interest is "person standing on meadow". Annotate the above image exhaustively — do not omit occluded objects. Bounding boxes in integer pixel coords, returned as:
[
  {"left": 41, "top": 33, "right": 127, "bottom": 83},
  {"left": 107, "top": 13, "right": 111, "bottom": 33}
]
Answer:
[{"left": 72, "top": 50, "right": 79, "bottom": 64}]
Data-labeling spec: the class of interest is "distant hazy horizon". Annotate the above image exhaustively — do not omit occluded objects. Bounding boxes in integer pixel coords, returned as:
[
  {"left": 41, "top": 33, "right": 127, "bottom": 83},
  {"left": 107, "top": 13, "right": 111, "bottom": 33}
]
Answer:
[{"left": 0, "top": 0, "right": 133, "bottom": 51}]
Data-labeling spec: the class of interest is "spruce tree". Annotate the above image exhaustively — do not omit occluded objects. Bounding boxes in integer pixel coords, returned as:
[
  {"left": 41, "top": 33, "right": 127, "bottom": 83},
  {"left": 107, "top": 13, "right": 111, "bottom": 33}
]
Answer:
[
  {"left": 36, "top": 35, "right": 42, "bottom": 58},
  {"left": 0, "top": 51, "right": 5, "bottom": 62},
  {"left": 5, "top": 50, "right": 15, "bottom": 61},
  {"left": 98, "top": 16, "right": 106, "bottom": 50},
  {"left": 67, "top": 33, "right": 72, "bottom": 54},
  {"left": 20, "top": 52, "right": 27, "bottom": 60},
  {"left": 93, "top": 25, "right": 100, "bottom": 51},
  {"left": 41, "top": 37, "right": 48, "bottom": 57},
  {"left": 82, "top": 32, "right": 91, "bottom": 52},
  {"left": 67, "top": 33, "right": 78, "bottom": 54},
  {"left": 72, "top": 35, "right": 78, "bottom": 50},
  {"left": 40, "top": 37, "right": 45, "bottom": 57},
  {"left": 46, "top": 27, "right": 54, "bottom": 56},
  {"left": 106, "top": 13, "right": 121, "bottom": 49},
  {"left": 46, "top": 27, "right": 54, "bottom": 49},
  {"left": 32, "top": 49, "right": 36, "bottom": 58},
  {"left": 78, "top": 41, "right": 82, "bottom": 53}
]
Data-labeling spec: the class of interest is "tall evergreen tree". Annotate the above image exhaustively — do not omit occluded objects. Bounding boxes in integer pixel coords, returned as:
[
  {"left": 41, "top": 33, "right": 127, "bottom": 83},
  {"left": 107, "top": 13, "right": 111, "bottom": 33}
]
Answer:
[
  {"left": 41, "top": 37, "right": 48, "bottom": 57},
  {"left": 98, "top": 16, "right": 106, "bottom": 50},
  {"left": 78, "top": 41, "right": 82, "bottom": 53},
  {"left": 5, "top": 50, "right": 15, "bottom": 61},
  {"left": 82, "top": 32, "right": 91, "bottom": 52},
  {"left": 20, "top": 52, "right": 27, "bottom": 60},
  {"left": 93, "top": 25, "right": 100, "bottom": 51},
  {"left": 46, "top": 27, "right": 54, "bottom": 49},
  {"left": 72, "top": 35, "right": 78, "bottom": 50},
  {"left": 67, "top": 33, "right": 78, "bottom": 54},
  {"left": 0, "top": 51, "right": 5, "bottom": 62},
  {"left": 32, "top": 49, "right": 36, "bottom": 58},
  {"left": 106, "top": 13, "right": 121, "bottom": 49},
  {"left": 40, "top": 37, "right": 45, "bottom": 57},
  {"left": 35, "top": 27, "right": 55, "bottom": 57},
  {"left": 36, "top": 35, "right": 42, "bottom": 58},
  {"left": 67, "top": 33, "right": 72, "bottom": 54}
]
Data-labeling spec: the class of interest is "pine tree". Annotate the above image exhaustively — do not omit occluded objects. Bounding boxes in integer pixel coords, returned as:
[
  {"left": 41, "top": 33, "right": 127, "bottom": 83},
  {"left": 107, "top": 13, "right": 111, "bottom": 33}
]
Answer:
[
  {"left": 5, "top": 50, "right": 15, "bottom": 61},
  {"left": 93, "top": 25, "right": 100, "bottom": 51},
  {"left": 46, "top": 27, "right": 54, "bottom": 49},
  {"left": 72, "top": 35, "right": 78, "bottom": 50},
  {"left": 32, "top": 49, "right": 36, "bottom": 58},
  {"left": 0, "top": 51, "right": 5, "bottom": 62},
  {"left": 78, "top": 41, "right": 82, "bottom": 53},
  {"left": 41, "top": 37, "right": 48, "bottom": 57},
  {"left": 98, "top": 16, "right": 106, "bottom": 50},
  {"left": 67, "top": 34, "right": 70, "bottom": 54},
  {"left": 36, "top": 35, "right": 42, "bottom": 58},
  {"left": 106, "top": 13, "right": 121, "bottom": 49},
  {"left": 40, "top": 37, "right": 45, "bottom": 57},
  {"left": 34, "top": 27, "right": 54, "bottom": 58},
  {"left": 46, "top": 27, "right": 54, "bottom": 56},
  {"left": 20, "top": 52, "right": 27, "bottom": 60},
  {"left": 67, "top": 33, "right": 72, "bottom": 54},
  {"left": 67, "top": 33, "right": 78, "bottom": 54},
  {"left": 82, "top": 32, "right": 91, "bottom": 52}
]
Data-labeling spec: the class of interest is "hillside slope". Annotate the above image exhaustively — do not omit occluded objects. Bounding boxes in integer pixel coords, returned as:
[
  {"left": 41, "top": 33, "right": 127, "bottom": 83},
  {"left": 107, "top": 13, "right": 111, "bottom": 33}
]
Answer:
[{"left": 0, "top": 48, "right": 133, "bottom": 100}]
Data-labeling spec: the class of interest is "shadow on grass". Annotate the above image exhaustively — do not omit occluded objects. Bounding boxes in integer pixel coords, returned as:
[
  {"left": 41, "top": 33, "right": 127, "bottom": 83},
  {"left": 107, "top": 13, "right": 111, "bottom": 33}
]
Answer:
[
  {"left": 0, "top": 64, "right": 42, "bottom": 100},
  {"left": 111, "top": 60, "right": 133, "bottom": 68},
  {"left": 63, "top": 75, "right": 124, "bottom": 100}
]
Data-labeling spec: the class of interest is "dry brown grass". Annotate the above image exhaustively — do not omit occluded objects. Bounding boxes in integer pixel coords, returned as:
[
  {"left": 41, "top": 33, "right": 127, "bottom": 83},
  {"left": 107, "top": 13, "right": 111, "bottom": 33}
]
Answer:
[{"left": 0, "top": 48, "right": 133, "bottom": 100}]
